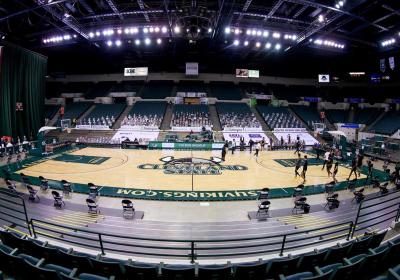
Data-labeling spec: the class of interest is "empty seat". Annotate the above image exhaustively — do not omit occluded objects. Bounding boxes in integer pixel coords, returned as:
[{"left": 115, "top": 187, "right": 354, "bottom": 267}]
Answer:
[
  {"left": 122, "top": 199, "right": 135, "bottom": 219},
  {"left": 162, "top": 264, "right": 195, "bottom": 280},
  {"left": 52, "top": 191, "right": 65, "bottom": 208},
  {"left": 198, "top": 264, "right": 232, "bottom": 280},
  {"left": 86, "top": 198, "right": 100, "bottom": 214}
]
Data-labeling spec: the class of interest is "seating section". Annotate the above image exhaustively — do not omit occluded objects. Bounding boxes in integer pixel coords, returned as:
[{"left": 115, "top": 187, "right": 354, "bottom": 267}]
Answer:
[
  {"left": 121, "top": 101, "right": 166, "bottom": 127},
  {"left": 257, "top": 105, "right": 305, "bottom": 129},
  {"left": 0, "top": 229, "right": 393, "bottom": 280},
  {"left": 85, "top": 82, "right": 115, "bottom": 99},
  {"left": 354, "top": 108, "right": 383, "bottom": 125},
  {"left": 60, "top": 102, "right": 92, "bottom": 123},
  {"left": 110, "top": 81, "right": 144, "bottom": 93},
  {"left": 216, "top": 103, "right": 260, "bottom": 129},
  {"left": 290, "top": 105, "right": 321, "bottom": 129},
  {"left": 141, "top": 81, "right": 173, "bottom": 99},
  {"left": 239, "top": 82, "right": 269, "bottom": 96},
  {"left": 325, "top": 109, "right": 347, "bottom": 124},
  {"left": 368, "top": 110, "right": 400, "bottom": 135},
  {"left": 44, "top": 105, "right": 59, "bottom": 120},
  {"left": 62, "top": 82, "right": 93, "bottom": 94},
  {"left": 209, "top": 82, "right": 243, "bottom": 100},
  {"left": 79, "top": 104, "right": 126, "bottom": 127},
  {"left": 176, "top": 81, "right": 206, "bottom": 93},
  {"left": 171, "top": 104, "right": 212, "bottom": 128}
]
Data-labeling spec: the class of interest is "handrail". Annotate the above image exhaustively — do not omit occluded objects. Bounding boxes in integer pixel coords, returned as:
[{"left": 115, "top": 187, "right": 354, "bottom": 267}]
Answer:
[{"left": 30, "top": 218, "right": 352, "bottom": 261}]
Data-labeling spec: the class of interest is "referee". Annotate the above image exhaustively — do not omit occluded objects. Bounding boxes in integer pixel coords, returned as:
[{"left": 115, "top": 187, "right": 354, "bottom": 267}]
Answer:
[{"left": 294, "top": 153, "right": 302, "bottom": 178}]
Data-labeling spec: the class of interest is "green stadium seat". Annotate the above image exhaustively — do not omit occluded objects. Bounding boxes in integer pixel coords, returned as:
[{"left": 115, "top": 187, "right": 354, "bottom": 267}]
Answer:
[
  {"left": 279, "top": 271, "right": 314, "bottom": 280},
  {"left": 162, "top": 264, "right": 195, "bottom": 279},
  {"left": 89, "top": 257, "right": 124, "bottom": 279},
  {"left": 266, "top": 256, "right": 302, "bottom": 279},
  {"left": 198, "top": 264, "right": 232, "bottom": 280},
  {"left": 297, "top": 250, "right": 329, "bottom": 271},
  {"left": 233, "top": 261, "right": 268, "bottom": 280},
  {"left": 124, "top": 262, "right": 159, "bottom": 279}
]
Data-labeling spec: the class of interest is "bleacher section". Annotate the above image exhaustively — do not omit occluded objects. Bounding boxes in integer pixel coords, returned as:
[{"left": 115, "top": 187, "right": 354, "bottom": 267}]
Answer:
[
  {"left": 209, "top": 82, "right": 243, "bottom": 100},
  {"left": 121, "top": 101, "right": 166, "bottom": 128},
  {"left": 62, "top": 82, "right": 93, "bottom": 94},
  {"left": 368, "top": 110, "right": 400, "bottom": 135},
  {"left": 110, "top": 81, "right": 144, "bottom": 93},
  {"left": 141, "top": 81, "right": 173, "bottom": 99},
  {"left": 171, "top": 104, "right": 211, "bottom": 128},
  {"left": 60, "top": 102, "right": 92, "bottom": 123},
  {"left": 45, "top": 82, "right": 64, "bottom": 98},
  {"left": 354, "top": 108, "right": 383, "bottom": 125},
  {"left": 257, "top": 106, "right": 305, "bottom": 129},
  {"left": 176, "top": 81, "right": 206, "bottom": 93},
  {"left": 216, "top": 103, "right": 260, "bottom": 129},
  {"left": 0, "top": 228, "right": 394, "bottom": 280},
  {"left": 79, "top": 104, "right": 125, "bottom": 128},
  {"left": 85, "top": 82, "right": 115, "bottom": 99},
  {"left": 270, "top": 84, "right": 299, "bottom": 103},
  {"left": 325, "top": 109, "right": 347, "bottom": 124},
  {"left": 290, "top": 105, "right": 321, "bottom": 129},
  {"left": 44, "top": 105, "right": 59, "bottom": 121}
]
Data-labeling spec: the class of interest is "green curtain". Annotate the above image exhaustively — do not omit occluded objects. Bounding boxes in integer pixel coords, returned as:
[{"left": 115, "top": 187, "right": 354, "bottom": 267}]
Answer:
[{"left": 0, "top": 43, "right": 47, "bottom": 140}]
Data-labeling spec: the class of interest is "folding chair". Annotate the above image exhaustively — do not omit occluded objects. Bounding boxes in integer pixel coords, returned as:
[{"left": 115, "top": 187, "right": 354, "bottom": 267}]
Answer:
[
  {"left": 325, "top": 193, "right": 340, "bottom": 210},
  {"left": 52, "top": 191, "right": 65, "bottom": 208},
  {"left": 20, "top": 173, "right": 31, "bottom": 188},
  {"left": 352, "top": 188, "right": 365, "bottom": 203},
  {"left": 347, "top": 179, "right": 357, "bottom": 191},
  {"left": 256, "top": 200, "right": 270, "bottom": 218},
  {"left": 292, "top": 197, "right": 310, "bottom": 214},
  {"left": 122, "top": 199, "right": 135, "bottom": 219},
  {"left": 88, "top": 183, "right": 99, "bottom": 200},
  {"left": 61, "top": 180, "right": 72, "bottom": 196},
  {"left": 5, "top": 179, "right": 17, "bottom": 193},
  {"left": 27, "top": 185, "right": 40, "bottom": 202},
  {"left": 38, "top": 176, "right": 49, "bottom": 191},
  {"left": 379, "top": 182, "right": 389, "bottom": 194},
  {"left": 325, "top": 181, "right": 336, "bottom": 196},
  {"left": 293, "top": 184, "right": 304, "bottom": 197},
  {"left": 86, "top": 198, "right": 99, "bottom": 214},
  {"left": 258, "top": 188, "right": 269, "bottom": 200}
]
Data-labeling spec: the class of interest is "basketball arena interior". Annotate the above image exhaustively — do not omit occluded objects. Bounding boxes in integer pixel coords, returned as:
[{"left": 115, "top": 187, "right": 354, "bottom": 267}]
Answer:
[{"left": 1, "top": 0, "right": 400, "bottom": 279}]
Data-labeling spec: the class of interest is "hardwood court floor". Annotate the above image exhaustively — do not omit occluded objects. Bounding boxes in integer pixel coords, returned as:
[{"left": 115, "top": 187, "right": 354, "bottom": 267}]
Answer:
[{"left": 18, "top": 147, "right": 364, "bottom": 191}]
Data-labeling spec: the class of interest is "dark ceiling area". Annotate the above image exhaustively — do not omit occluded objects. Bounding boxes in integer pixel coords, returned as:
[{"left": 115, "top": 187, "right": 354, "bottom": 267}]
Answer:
[{"left": 0, "top": 0, "right": 399, "bottom": 77}]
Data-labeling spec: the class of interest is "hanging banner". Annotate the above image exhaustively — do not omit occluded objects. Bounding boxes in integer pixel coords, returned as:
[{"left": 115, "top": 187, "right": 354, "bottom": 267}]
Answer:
[
  {"left": 380, "top": 58, "right": 386, "bottom": 73},
  {"left": 16, "top": 102, "right": 23, "bottom": 111},
  {"left": 389, "top": 57, "right": 395, "bottom": 70}
]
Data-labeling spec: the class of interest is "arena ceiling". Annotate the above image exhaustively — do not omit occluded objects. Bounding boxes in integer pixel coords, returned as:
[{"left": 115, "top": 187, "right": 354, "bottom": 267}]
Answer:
[{"left": 1, "top": 0, "right": 399, "bottom": 75}]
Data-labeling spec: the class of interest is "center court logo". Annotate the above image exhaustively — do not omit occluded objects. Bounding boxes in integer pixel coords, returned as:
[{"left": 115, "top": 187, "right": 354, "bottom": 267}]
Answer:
[{"left": 138, "top": 156, "right": 248, "bottom": 175}]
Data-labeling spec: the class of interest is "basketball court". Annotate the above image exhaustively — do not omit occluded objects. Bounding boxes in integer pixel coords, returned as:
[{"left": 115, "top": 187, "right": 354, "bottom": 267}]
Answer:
[{"left": 16, "top": 147, "right": 364, "bottom": 192}]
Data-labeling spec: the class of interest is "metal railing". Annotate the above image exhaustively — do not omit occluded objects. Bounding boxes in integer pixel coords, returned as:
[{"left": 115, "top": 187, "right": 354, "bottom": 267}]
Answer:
[
  {"left": 30, "top": 218, "right": 353, "bottom": 263},
  {"left": 0, "top": 189, "right": 31, "bottom": 235},
  {"left": 352, "top": 188, "right": 400, "bottom": 238}
]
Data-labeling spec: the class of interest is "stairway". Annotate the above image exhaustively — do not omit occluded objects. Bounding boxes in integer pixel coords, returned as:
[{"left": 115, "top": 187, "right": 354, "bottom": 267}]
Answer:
[
  {"left": 160, "top": 103, "right": 173, "bottom": 130},
  {"left": 287, "top": 107, "right": 309, "bottom": 129},
  {"left": 209, "top": 104, "right": 222, "bottom": 131},
  {"left": 47, "top": 112, "right": 61, "bottom": 127},
  {"left": 77, "top": 104, "right": 96, "bottom": 122},
  {"left": 112, "top": 105, "right": 133, "bottom": 129},
  {"left": 363, "top": 110, "right": 387, "bottom": 132},
  {"left": 250, "top": 107, "right": 270, "bottom": 131}
]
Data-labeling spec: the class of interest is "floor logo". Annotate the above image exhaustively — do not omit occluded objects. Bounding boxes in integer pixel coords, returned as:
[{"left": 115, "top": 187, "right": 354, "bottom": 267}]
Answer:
[{"left": 138, "top": 156, "right": 248, "bottom": 175}]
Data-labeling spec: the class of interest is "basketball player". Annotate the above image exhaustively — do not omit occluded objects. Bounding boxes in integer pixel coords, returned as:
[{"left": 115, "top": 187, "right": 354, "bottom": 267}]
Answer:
[
  {"left": 347, "top": 156, "right": 358, "bottom": 180},
  {"left": 301, "top": 155, "right": 308, "bottom": 184},
  {"left": 294, "top": 153, "right": 302, "bottom": 178},
  {"left": 326, "top": 157, "right": 333, "bottom": 177},
  {"left": 294, "top": 140, "right": 300, "bottom": 155},
  {"left": 231, "top": 139, "right": 236, "bottom": 155},
  {"left": 357, "top": 153, "right": 364, "bottom": 177},
  {"left": 221, "top": 146, "right": 226, "bottom": 161},
  {"left": 332, "top": 161, "right": 339, "bottom": 183},
  {"left": 254, "top": 142, "right": 261, "bottom": 157},
  {"left": 321, "top": 150, "right": 330, "bottom": 170},
  {"left": 366, "top": 160, "right": 374, "bottom": 181}
]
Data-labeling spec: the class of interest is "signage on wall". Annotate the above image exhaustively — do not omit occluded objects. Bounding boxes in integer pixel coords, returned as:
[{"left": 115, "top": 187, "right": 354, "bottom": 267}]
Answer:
[
  {"left": 124, "top": 67, "right": 148, "bottom": 77},
  {"left": 318, "top": 74, "right": 330, "bottom": 83},
  {"left": 185, "top": 62, "right": 199, "bottom": 76}
]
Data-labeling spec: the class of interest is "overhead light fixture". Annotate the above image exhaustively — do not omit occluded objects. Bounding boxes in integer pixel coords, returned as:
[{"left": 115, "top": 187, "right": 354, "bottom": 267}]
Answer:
[
  {"left": 265, "top": 42, "right": 271, "bottom": 49},
  {"left": 144, "top": 38, "right": 151, "bottom": 45},
  {"left": 115, "top": 40, "right": 121, "bottom": 47},
  {"left": 244, "top": 40, "right": 249, "bottom": 46},
  {"left": 135, "top": 39, "right": 140, "bottom": 45},
  {"left": 318, "top": 15, "right": 324, "bottom": 22},
  {"left": 225, "top": 27, "right": 231, "bottom": 34},
  {"left": 275, "top": 43, "right": 281, "bottom": 50},
  {"left": 233, "top": 39, "right": 240, "bottom": 46},
  {"left": 208, "top": 28, "right": 213, "bottom": 33},
  {"left": 263, "top": 31, "right": 269, "bottom": 37},
  {"left": 174, "top": 26, "right": 180, "bottom": 34},
  {"left": 256, "top": 42, "right": 261, "bottom": 48},
  {"left": 272, "top": 32, "right": 281, "bottom": 38},
  {"left": 234, "top": 28, "right": 240, "bottom": 35},
  {"left": 106, "top": 40, "right": 113, "bottom": 47},
  {"left": 156, "top": 38, "right": 162, "bottom": 45},
  {"left": 161, "top": 26, "right": 168, "bottom": 33}
]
